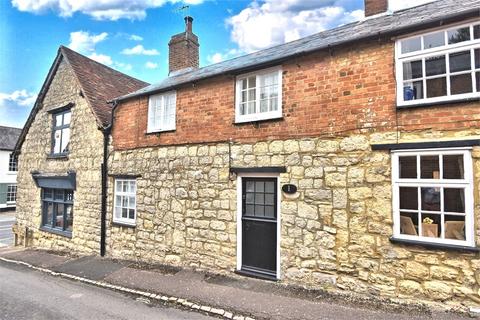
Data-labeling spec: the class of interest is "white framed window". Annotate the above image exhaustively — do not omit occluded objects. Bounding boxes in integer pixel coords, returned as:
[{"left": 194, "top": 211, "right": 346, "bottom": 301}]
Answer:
[
  {"left": 6, "top": 185, "right": 17, "bottom": 203},
  {"left": 147, "top": 91, "right": 176, "bottom": 133},
  {"left": 52, "top": 109, "right": 71, "bottom": 155},
  {"left": 392, "top": 148, "right": 474, "bottom": 247},
  {"left": 113, "top": 179, "right": 137, "bottom": 226},
  {"left": 396, "top": 21, "right": 480, "bottom": 106},
  {"left": 8, "top": 153, "right": 17, "bottom": 172},
  {"left": 235, "top": 67, "right": 282, "bottom": 123}
]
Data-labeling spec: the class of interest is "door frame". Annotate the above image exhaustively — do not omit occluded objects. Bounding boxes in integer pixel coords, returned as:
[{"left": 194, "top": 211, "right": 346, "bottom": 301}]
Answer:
[{"left": 236, "top": 172, "right": 281, "bottom": 280}]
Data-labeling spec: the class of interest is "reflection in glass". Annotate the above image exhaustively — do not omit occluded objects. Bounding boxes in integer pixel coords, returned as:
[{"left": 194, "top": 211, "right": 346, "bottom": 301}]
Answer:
[
  {"left": 421, "top": 187, "right": 441, "bottom": 211},
  {"left": 399, "top": 156, "right": 417, "bottom": 178},
  {"left": 444, "top": 188, "right": 465, "bottom": 213}
]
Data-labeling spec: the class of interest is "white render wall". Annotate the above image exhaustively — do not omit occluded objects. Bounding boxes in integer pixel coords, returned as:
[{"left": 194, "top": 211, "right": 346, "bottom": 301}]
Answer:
[{"left": 0, "top": 150, "right": 17, "bottom": 184}]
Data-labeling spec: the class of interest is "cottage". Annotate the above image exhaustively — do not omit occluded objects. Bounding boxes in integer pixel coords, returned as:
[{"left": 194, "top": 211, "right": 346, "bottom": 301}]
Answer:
[
  {"left": 13, "top": 0, "right": 480, "bottom": 310},
  {"left": 13, "top": 46, "right": 147, "bottom": 251},
  {"left": 0, "top": 126, "right": 21, "bottom": 209}
]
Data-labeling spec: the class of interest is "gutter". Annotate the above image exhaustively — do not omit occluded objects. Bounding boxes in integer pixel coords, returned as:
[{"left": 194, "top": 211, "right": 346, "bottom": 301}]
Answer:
[{"left": 100, "top": 100, "right": 119, "bottom": 257}]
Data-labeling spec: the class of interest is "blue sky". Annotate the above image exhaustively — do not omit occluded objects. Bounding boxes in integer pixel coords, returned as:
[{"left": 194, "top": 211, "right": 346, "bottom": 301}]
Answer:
[{"left": 0, "top": 0, "right": 432, "bottom": 128}]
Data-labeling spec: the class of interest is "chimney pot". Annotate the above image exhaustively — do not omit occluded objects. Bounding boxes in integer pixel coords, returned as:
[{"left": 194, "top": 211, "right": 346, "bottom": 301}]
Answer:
[
  {"left": 185, "top": 16, "right": 193, "bottom": 33},
  {"left": 364, "top": 0, "right": 388, "bottom": 17}
]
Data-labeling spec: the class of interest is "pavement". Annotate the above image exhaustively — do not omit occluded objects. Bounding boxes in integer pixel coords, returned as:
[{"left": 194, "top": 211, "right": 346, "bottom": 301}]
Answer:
[
  {"left": 0, "top": 248, "right": 473, "bottom": 320},
  {"left": 0, "top": 210, "right": 15, "bottom": 247},
  {"left": 0, "top": 260, "right": 215, "bottom": 320}
]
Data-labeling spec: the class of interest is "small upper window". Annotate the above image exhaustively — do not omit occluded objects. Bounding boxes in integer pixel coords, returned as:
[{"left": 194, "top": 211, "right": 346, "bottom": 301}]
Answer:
[
  {"left": 8, "top": 153, "right": 17, "bottom": 172},
  {"left": 113, "top": 179, "right": 137, "bottom": 226},
  {"left": 235, "top": 67, "right": 282, "bottom": 123},
  {"left": 396, "top": 22, "right": 480, "bottom": 106},
  {"left": 392, "top": 149, "right": 473, "bottom": 247},
  {"left": 6, "top": 185, "right": 17, "bottom": 203},
  {"left": 148, "top": 91, "right": 176, "bottom": 133},
  {"left": 52, "top": 110, "right": 71, "bottom": 155}
]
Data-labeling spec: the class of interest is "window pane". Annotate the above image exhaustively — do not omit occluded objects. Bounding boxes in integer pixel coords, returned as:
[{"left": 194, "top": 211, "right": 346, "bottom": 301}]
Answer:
[
  {"left": 265, "top": 206, "right": 275, "bottom": 218},
  {"left": 122, "top": 182, "right": 128, "bottom": 192},
  {"left": 54, "top": 189, "right": 64, "bottom": 200},
  {"left": 248, "top": 89, "right": 255, "bottom": 101},
  {"left": 246, "top": 181, "right": 254, "bottom": 192},
  {"left": 444, "top": 188, "right": 465, "bottom": 213},
  {"left": 265, "top": 181, "right": 274, "bottom": 193},
  {"left": 61, "top": 128, "right": 70, "bottom": 153},
  {"left": 116, "top": 181, "right": 123, "bottom": 193},
  {"left": 477, "top": 72, "right": 480, "bottom": 92},
  {"left": 55, "top": 204, "right": 64, "bottom": 229},
  {"left": 403, "top": 60, "right": 423, "bottom": 80},
  {"left": 129, "top": 181, "right": 136, "bottom": 193},
  {"left": 425, "top": 56, "right": 446, "bottom": 76},
  {"left": 248, "top": 76, "right": 256, "bottom": 88},
  {"left": 448, "top": 27, "right": 470, "bottom": 44},
  {"left": 476, "top": 49, "right": 480, "bottom": 69},
  {"left": 128, "top": 209, "right": 135, "bottom": 220},
  {"left": 242, "top": 79, "right": 247, "bottom": 90},
  {"left": 53, "top": 129, "right": 62, "bottom": 154},
  {"left": 400, "top": 212, "right": 418, "bottom": 235},
  {"left": 116, "top": 195, "right": 122, "bottom": 207},
  {"left": 122, "top": 208, "right": 128, "bottom": 218},
  {"left": 245, "top": 205, "right": 254, "bottom": 216},
  {"left": 114, "top": 207, "right": 122, "bottom": 219},
  {"left": 449, "top": 51, "right": 471, "bottom": 73},
  {"left": 421, "top": 187, "right": 440, "bottom": 211},
  {"left": 45, "top": 202, "right": 53, "bottom": 226},
  {"left": 239, "top": 103, "right": 246, "bottom": 115},
  {"left": 399, "top": 156, "right": 417, "bottom": 178},
  {"left": 255, "top": 205, "right": 264, "bottom": 216},
  {"left": 421, "top": 213, "right": 441, "bottom": 238},
  {"left": 122, "top": 196, "right": 128, "bottom": 208},
  {"left": 474, "top": 25, "right": 480, "bottom": 39},
  {"left": 65, "top": 205, "right": 73, "bottom": 231},
  {"left": 65, "top": 191, "right": 74, "bottom": 202},
  {"left": 451, "top": 74, "right": 473, "bottom": 95},
  {"left": 55, "top": 114, "right": 63, "bottom": 127},
  {"left": 128, "top": 196, "right": 136, "bottom": 209},
  {"left": 401, "top": 37, "right": 421, "bottom": 54},
  {"left": 445, "top": 215, "right": 465, "bottom": 240},
  {"left": 424, "top": 32, "right": 445, "bottom": 49},
  {"left": 241, "top": 91, "right": 247, "bottom": 103},
  {"left": 43, "top": 189, "right": 53, "bottom": 200},
  {"left": 255, "top": 193, "right": 264, "bottom": 205},
  {"left": 426, "top": 77, "right": 447, "bottom": 98},
  {"left": 443, "top": 155, "right": 464, "bottom": 179},
  {"left": 260, "top": 99, "right": 268, "bottom": 113},
  {"left": 247, "top": 101, "right": 255, "bottom": 114},
  {"left": 420, "top": 155, "right": 440, "bottom": 178},
  {"left": 265, "top": 194, "right": 274, "bottom": 205},
  {"left": 403, "top": 81, "right": 423, "bottom": 100},
  {"left": 255, "top": 181, "right": 264, "bottom": 192},
  {"left": 399, "top": 187, "right": 418, "bottom": 210},
  {"left": 246, "top": 193, "right": 254, "bottom": 204},
  {"left": 63, "top": 111, "right": 71, "bottom": 125}
]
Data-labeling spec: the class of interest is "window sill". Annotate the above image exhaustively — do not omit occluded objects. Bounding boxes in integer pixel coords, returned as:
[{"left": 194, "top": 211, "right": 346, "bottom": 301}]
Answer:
[
  {"left": 234, "top": 116, "right": 283, "bottom": 125},
  {"left": 112, "top": 220, "right": 136, "bottom": 228},
  {"left": 39, "top": 226, "right": 72, "bottom": 238},
  {"left": 397, "top": 96, "right": 480, "bottom": 110},
  {"left": 47, "top": 154, "right": 69, "bottom": 160},
  {"left": 389, "top": 236, "right": 480, "bottom": 253},
  {"left": 146, "top": 129, "right": 176, "bottom": 135}
]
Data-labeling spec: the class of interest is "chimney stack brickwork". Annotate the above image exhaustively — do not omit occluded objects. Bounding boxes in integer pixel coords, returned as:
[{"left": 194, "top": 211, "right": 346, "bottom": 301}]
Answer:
[
  {"left": 364, "top": 0, "right": 388, "bottom": 17},
  {"left": 168, "top": 16, "right": 200, "bottom": 74}
]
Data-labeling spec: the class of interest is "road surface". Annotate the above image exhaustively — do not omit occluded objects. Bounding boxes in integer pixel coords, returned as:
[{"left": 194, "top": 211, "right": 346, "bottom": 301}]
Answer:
[{"left": 0, "top": 261, "right": 215, "bottom": 320}]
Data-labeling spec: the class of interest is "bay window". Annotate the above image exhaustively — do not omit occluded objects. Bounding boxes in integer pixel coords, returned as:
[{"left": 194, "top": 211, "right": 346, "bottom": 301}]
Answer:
[
  {"left": 392, "top": 148, "right": 474, "bottom": 247},
  {"left": 41, "top": 188, "right": 74, "bottom": 236},
  {"left": 396, "top": 21, "right": 480, "bottom": 106}
]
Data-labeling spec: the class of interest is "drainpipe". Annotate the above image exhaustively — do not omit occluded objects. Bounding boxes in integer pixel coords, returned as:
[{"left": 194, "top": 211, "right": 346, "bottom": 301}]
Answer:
[{"left": 100, "top": 100, "right": 118, "bottom": 257}]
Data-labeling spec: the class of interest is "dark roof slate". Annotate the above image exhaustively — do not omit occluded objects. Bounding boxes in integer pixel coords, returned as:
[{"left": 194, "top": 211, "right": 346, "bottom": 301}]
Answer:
[
  {"left": 116, "top": 0, "right": 480, "bottom": 102},
  {"left": 0, "top": 126, "right": 22, "bottom": 150},
  {"left": 60, "top": 46, "right": 149, "bottom": 127}
]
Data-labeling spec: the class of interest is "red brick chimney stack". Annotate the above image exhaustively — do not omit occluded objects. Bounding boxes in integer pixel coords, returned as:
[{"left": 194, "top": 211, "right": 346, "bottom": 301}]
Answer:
[
  {"left": 364, "top": 0, "right": 388, "bottom": 17},
  {"left": 168, "top": 16, "right": 200, "bottom": 75}
]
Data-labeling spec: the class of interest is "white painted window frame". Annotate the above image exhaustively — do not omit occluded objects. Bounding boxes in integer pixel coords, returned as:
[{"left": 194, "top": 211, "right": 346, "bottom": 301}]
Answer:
[
  {"left": 8, "top": 153, "right": 17, "bottom": 173},
  {"left": 113, "top": 179, "right": 137, "bottom": 226},
  {"left": 147, "top": 91, "right": 176, "bottom": 133},
  {"left": 235, "top": 66, "right": 283, "bottom": 123},
  {"left": 236, "top": 172, "right": 281, "bottom": 279},
  {"left": 6, "top": 184, "right": 17, "bottom": 204},
  {"left": 391, "top": 148, "right": 474, "bottom": 247},
  {"left": 395, "top": 20, "right": 480, "bottom": 107}
]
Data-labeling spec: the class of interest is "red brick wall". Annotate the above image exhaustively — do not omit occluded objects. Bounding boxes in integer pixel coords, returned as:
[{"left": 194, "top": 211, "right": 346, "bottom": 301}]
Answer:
[
  {"left": 112, "top": 39, "right": 480, "bottom": 151},
  {"left": 364, "top": 0, "right": 388, "bottom": 17}
]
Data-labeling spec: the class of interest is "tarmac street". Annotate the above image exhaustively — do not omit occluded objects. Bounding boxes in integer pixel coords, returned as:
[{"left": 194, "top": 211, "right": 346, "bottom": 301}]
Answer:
[
  {"left": 0, "top": 211, "right": 15, "bottom": 247},
  {"left": 0, "top": 261, "right": 215, "bottom": 320}
]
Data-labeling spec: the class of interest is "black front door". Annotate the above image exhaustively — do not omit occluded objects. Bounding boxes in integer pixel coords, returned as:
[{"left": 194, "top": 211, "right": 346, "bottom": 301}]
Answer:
[{"left": 241, "top": 178, "right": 277, "bottom": 279}]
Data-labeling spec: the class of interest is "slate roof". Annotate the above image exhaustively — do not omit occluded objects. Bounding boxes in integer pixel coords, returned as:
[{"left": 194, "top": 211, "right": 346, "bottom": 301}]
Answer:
[
  {"left": 60, "top": 46, "right": 149, "bottom": 127},
  {"left": 115, "top": 0, "right": 480, "bottom": 102},
  {"left": 0, "top": 126, "right": 22, "bottom": 151}
]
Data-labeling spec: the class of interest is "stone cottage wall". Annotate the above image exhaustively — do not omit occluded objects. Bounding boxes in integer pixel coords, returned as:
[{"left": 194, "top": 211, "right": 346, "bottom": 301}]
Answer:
[
  {"left": 15, "top": 57, "right": 103, "bottom": 253},
  {"left": 108, "top": 128, "right": 480, "bottom": 308}
]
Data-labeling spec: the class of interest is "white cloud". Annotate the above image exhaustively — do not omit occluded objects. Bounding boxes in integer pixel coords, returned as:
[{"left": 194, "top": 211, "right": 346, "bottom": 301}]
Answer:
[
  {"left": 129, "top": 34, "right": 143, "bottom": 41},
  {"left": 388, "top": 0, "right": 436, "bottom": 11},
  {"left": 145, "top": 61, "right": 158, "bottom": 69},
  {"left": 121, "top": 44, "right": 159, "bottom": 56},
  {"left": 88, "top": 53, "right": 113, "bottom": 65},
  {"left": 227, "top": 0, "right": 364, "bottom": 53},
  {"left": 207, "top": 49, "right": 241, "bottom": 64},
  {"left": 116, "top": 62, "right": 133, "bottom": 71},
  {"left": 68, "top": 31, "right": 108, "bottom": 53},
  {"left": 11, "top": 0, "right": 205, "bottom": 21},
  {"left": 0, "top": 90, "right": 37, "bottom": 107}
]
